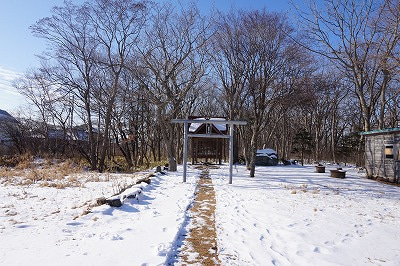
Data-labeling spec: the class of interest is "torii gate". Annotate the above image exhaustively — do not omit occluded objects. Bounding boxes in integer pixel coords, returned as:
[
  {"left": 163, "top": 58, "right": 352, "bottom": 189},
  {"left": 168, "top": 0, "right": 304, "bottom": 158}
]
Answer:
[{"left": 172, "top": 119, "right": 247, "bottom": 184}]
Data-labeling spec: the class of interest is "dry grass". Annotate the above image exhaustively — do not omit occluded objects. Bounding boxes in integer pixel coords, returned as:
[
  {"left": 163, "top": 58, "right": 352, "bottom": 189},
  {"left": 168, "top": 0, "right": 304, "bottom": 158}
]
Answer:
[
  {"left": 136, "top": 160, "right": 169, "bottom": 172},
  {"left": 4, "top": 209, "right": 18, "bottom": 216},
  {"left": 285, "top": 183, "right": 321, "bottom": 195},
  {"left": 0, "top": 154, "right": 32, "bottom": 168},
  {"left": 0, "top": 156, "right": 83, "bottom": 188},
  {"left": 0, "top": 155, "right": 154, "bottom": 193}
]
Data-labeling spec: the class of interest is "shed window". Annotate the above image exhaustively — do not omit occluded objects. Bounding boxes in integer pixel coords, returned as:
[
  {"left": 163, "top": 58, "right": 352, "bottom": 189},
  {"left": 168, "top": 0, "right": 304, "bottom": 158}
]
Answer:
[{"left": 385, "top": 145, "right": 394, "bottom": 159}]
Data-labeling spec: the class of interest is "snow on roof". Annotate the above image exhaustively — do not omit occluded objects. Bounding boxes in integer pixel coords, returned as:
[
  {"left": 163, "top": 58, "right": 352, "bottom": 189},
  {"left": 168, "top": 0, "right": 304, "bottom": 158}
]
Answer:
[
  {"left": 256, "top": 148, "right": 277, "bottom": 158},
  {"left": 256, "top": 148, "right": 277, "bottom": 155},
  {"left": 189, "top": 118, "right": 227, "bottom": 133}
]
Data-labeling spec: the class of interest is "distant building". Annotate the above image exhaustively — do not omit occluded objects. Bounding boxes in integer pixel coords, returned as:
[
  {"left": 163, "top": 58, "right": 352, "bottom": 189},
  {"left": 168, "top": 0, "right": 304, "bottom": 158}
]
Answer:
[
  {"left": 360, "top": 128, "right": 400, "bottom": 183},
  {"left": 72, "top": 125, "right": 99, "bottom": 141},
  {"left": 48, "top": 125, "right": 67, "bottom": 140}
]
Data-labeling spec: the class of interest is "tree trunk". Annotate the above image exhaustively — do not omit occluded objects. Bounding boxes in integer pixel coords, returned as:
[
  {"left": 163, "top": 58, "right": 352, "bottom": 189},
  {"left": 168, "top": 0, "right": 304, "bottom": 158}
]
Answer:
[
  {"left": 331, "top": 108, "right": 337, "bottom": 164},
  {"left": 98, "top": 78, "right": 119, "bottom": 172},
  {"left": 156, "top": 106, "right": 177, "bottom": 171},
  {"left": 249, "top": 125, "right": 258, "bottom": 177},
  {"left": 166, "top": 124, "right": 177, "bottom": 171}
]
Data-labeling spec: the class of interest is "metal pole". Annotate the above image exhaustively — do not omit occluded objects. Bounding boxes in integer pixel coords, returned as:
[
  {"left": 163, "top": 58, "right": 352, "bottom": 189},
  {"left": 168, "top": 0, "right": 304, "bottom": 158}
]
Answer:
[
  {"left": 229, "top": 124, "right": 234, "bottom": 184},
  {"left": 183, "top": 122, "right": 188, "bottom": 182}
]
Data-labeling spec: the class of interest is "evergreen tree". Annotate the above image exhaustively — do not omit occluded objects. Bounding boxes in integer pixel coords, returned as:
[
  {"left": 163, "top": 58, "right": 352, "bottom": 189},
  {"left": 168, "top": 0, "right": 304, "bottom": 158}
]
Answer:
[{"left": 292, "top": 128, "right": 313, "bottom": 166}]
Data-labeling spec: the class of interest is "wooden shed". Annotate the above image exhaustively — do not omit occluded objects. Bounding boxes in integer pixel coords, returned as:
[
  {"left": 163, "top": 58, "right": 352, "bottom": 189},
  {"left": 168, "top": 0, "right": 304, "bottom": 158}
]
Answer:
[
  {"left": 189, "top": 117, "right": 228, "bottom": 164},
  {"left": 360, "top": 128, "right": 400, "bottom": 183}
]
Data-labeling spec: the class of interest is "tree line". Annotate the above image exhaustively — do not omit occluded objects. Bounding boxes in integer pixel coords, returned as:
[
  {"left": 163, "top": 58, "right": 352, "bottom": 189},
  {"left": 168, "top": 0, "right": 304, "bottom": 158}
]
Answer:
[{"left": 9, "top": 0, "right": 399, "bottom": 176}]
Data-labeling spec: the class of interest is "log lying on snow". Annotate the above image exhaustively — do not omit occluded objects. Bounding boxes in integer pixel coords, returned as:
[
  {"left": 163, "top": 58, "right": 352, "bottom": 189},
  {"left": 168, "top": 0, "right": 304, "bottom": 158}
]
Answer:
[
  {"left": 106, "top": 182, "right": 149, "bottom": 207},
  {"left": 97, "top": 176, "right": 152, "bottom": 208},
  {"left": 120, "top": 184, "right": 145, "bottom": 201},
  {"left": 104, "top": 195, "right": 123, "bottom": 208}
]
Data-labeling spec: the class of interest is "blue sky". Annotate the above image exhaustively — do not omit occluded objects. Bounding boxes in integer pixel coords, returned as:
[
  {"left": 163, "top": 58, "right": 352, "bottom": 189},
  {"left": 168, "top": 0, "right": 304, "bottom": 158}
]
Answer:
[
  {"left": 0, "top": 0, "right": 304, "bottom": 112},
  {"left": 0, "top": 0, "right": 84, "bottom": 112}
]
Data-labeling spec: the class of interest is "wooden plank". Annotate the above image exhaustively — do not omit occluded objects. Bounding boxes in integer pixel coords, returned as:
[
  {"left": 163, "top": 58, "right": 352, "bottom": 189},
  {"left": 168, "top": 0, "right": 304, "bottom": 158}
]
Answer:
[
  {"left": 188, "top": 133, "right": 230, "bottom": 139},
  {"left": 172, "top": 119, "right": 247, "bottom": 125}
]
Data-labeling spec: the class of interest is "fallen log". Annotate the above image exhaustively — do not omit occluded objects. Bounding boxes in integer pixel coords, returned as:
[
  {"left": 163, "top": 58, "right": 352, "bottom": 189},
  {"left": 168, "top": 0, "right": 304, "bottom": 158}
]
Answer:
[
  {"left": 104, "top": 195, "right": 123, "bottom": 207},
  {"left": 102, "top": 179, "right": 151, "bottom": 207}
]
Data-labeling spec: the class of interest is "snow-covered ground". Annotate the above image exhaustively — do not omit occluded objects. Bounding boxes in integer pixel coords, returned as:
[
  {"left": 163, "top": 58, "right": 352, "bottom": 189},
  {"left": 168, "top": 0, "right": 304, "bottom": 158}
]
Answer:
[
  {"left": 213, "top": 165, "right": 400, "bottom": 265},
  {"left": 1, "top": 164, "right": 399, "bottom": 265}
]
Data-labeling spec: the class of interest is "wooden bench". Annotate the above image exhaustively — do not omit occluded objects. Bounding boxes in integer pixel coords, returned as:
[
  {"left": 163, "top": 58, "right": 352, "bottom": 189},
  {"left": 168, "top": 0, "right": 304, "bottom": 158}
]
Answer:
[{"left": 330, "top": 169, "right": 346, "bottom": 178}]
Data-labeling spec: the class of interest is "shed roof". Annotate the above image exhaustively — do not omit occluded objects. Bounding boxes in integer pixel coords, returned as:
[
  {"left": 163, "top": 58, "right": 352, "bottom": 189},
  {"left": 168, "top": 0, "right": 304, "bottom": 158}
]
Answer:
[
  {"left": 189, "top": 117, "right": 227, "bottom": 133},
  {"left": 359, "top": 127, "right": 400, "bottom": 136}
]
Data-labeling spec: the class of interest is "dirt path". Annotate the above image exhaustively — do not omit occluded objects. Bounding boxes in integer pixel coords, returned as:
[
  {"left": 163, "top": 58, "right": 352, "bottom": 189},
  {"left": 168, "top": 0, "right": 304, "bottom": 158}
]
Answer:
[{"left": 175, "top": 167, "right": 220, "bottom": 265}]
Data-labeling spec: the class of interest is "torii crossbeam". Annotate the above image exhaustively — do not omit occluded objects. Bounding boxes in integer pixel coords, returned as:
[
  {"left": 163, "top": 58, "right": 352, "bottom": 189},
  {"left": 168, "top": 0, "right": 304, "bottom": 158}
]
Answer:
[{"left": 171, "top": 119, "right": 247, "bottom": 184}]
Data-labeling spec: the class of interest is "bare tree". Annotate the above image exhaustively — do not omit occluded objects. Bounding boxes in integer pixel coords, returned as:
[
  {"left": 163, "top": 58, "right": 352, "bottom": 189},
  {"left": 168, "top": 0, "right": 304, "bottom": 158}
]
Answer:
[
  {"left": 242, "top": 11, "right": 294, "bottom": 177},
  {"left": 30, "top": 1, "right": 100, "bottom": 169},
  {"left": 86, "top": 0, "right": 148, "bottom": 172},
  {"left": 297, "top": 0, "right": 400, "bottom": 131},
  {"left": 212, "top": 10, "right": 309, "bottom": 176},
  {"left": 14, "top": 70, "right": 56, "bottom": 150},
  {"left": 210, "top": 10, "right": 250, "bottom": 163},
  {"left": 211, "top": 10, "right": 249, "bottom": 121},
  {"left": 134, "top": 2, "right": 211, "bottom": 171},
  {"left": 109, "top": 70, "right": 156, "bottom": 169}
]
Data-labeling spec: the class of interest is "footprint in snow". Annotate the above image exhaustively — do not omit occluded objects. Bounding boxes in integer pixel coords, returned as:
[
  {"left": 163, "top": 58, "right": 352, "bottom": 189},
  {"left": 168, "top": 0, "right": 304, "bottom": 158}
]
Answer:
[
  {"left": 111, "top": 234, "right": 123, "bottom": 241},
  {"left": 81, "top": 232, "right": 95, "bottom": 238},
  {"left": 62, "top": 228, "right": 72, "bottom": 234},
  {"left": 16, "top": 224, "right": 30, "bottom": 229},
  {"left": 156, "top": 243, "right": 168, "bottom": 256},
  {"left": 324, "top": 240, "right": 335, "bottom": 246},
  {"left": 341, "top": 238, "right": 351, "bottom": 244},
  {"left": 313, "top": 246, "right": 329, "bottom": 254},
  {"left": 67, "top": 222, "right": 83, "bottom": 226}
]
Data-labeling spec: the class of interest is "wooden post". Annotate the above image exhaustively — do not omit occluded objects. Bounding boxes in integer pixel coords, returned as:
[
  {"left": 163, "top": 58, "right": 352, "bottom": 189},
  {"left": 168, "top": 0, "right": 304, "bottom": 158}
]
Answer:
[{"left": 183, "top": 122, "right": 188, "bottom": 182}]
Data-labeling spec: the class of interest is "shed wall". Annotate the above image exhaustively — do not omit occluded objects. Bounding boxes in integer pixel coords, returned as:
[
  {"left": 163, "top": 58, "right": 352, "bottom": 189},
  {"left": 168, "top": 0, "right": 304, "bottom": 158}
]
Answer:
[{"left": 365, "top": 133, "right": 400, "bottom": 182}]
